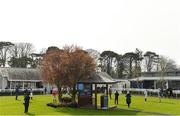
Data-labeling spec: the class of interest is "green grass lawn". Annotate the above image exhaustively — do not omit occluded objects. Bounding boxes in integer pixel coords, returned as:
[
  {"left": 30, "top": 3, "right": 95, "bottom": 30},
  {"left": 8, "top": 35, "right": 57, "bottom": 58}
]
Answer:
[
  {"left": 0, "top": 95, "right": 145, "bottom": 115},
  {"left": 107, "top": 94, "right": 180, "bottom": 115},
  {"left": 0, "top": 94, "right": 179, "bottom": 115}
]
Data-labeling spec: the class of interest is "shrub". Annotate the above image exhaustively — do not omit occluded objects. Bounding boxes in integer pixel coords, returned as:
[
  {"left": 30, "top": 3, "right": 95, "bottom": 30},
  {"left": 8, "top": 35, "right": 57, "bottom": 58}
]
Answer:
[{"left": 61, "top": 97, "right": 72, "bottom": 103}]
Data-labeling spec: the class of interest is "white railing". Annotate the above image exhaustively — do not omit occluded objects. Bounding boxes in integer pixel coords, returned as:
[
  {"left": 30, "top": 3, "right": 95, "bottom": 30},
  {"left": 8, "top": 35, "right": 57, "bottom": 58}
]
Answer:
[{"left": 111, "top": 88, "right": 180, "bottom": 98}]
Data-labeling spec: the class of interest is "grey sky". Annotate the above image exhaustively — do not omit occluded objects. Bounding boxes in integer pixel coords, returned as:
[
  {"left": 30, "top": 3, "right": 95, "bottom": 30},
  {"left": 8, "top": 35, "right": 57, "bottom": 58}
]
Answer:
[{"left": 0, "top": 0, "right": 180, "bottom": 65}]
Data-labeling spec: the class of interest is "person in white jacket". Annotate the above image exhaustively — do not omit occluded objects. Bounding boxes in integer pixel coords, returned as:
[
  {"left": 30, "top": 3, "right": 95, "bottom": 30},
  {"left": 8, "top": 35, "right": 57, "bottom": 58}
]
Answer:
[{"left": 144, "top": 89, "right": 148, "bottom": 102}]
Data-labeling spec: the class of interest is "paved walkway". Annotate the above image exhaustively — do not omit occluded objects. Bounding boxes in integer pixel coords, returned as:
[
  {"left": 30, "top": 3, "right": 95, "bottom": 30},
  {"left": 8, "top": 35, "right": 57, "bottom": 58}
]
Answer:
[{"left": 116, "top": 107, "right": 172, "bottom": 116}]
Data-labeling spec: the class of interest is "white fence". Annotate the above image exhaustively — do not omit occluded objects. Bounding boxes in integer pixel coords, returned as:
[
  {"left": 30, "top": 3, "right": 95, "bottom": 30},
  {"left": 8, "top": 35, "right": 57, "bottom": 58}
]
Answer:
[
  {"left": 0, "top": 88, "right": 44, "bottom": 92},
  {"left": 112, "top": 88, "right": 180, "bottom": 98}
]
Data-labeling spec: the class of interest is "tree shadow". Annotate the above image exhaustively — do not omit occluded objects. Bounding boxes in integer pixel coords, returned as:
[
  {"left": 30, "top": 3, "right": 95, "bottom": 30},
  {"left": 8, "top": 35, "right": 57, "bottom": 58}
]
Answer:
[
  {"left": 24, "top": 112, "right": 35, "bottom": 116},
  {"left": 129, "top": 107, "right": 143, "bottom": 111},
  {"left": 16, "top": 99, "right": 21, "bottom": 101},
  {"left": 117, "top": 104, "right": 143, "bottom": 111},
  {"left": 150, "top": 101, "right": 175, "bottom": 104},
  {"left": 116, "top": 106, "right": 144, "bottom": 113}
]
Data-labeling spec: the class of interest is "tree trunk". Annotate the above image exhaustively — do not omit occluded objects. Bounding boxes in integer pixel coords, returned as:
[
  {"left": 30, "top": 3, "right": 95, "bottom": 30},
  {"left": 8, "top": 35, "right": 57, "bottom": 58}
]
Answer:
[
  {"left": 56, "top": 81, "right": 62, "bottom": 103},
  {"left": 58, "top": 87, "right": 62, "bottom": 103},
  {"left": 129, "top": 57, "right": 132, "bottom": 78},
  {"left": 72, "top": 84, "right": 77, "bottom": 103}
]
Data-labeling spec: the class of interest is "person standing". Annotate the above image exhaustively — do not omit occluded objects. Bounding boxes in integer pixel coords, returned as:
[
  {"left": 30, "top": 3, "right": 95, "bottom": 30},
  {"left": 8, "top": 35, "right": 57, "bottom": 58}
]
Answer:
[
  {"left": 126, "top": 91, "right": 131, "bottom": 108},
  {"left": 15, "top": 86, "right": 19, "bottom": 100},
  {"left": 24, "top": 91, "right": 30, "bottom": 113},
  {"left": 44, "top": 87, "right": 47, "bottom": 94},
  {"left": 114, "top": 91, "right": 119, "bottom": 105},
  {"left": 109, "top": 86, "right": 112, "bottom": 99},
  {"left": 169, "top": 88, "right": 173, "bottom": 98},
  {"left": 144, "top": 89, "right": 148, "bottom": 102},
  {"left": 30, "top": 88, "right": 33, "bottom": 100},
  {"left": 158, "top": 88, "right": 162, "bottom": 103},
  {"left": 52, "top": 87, "right": 57, "bottom": 104}
]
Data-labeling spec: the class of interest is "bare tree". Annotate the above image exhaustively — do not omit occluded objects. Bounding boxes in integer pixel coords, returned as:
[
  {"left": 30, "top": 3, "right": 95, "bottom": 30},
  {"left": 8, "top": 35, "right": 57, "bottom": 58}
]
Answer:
[
  {"left": 18, "top": 43, "right": 34, "bottom": 57},
  {"left": 143, "top": 51, "right": 159, "bottom": 72},
  {"left": 8, "top": 43, "right": 35, "bottom": 68},
  {"left": 0, "top": 41, "right": 14, "bottom": 67},
  {"left": 158, "top": 56, "right": 178, "bottom": 89},
  {"left": 39, "top": 48, "right": 47, "bottom": 55},
  {"left": 86, "top": 49, "right": 100, "bottom": 71},
  {"left": 9, "top": 43, "right": 34, "bottom": 58}
]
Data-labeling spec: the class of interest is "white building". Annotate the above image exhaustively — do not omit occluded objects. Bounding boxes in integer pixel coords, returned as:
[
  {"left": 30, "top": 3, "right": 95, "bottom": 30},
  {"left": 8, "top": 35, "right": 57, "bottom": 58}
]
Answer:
[
  {"left": 130, "top": 71, "right": 180, "bottom": 90},
  {"left": 0, "top": 68, "right": 44, "bottom": 91}
]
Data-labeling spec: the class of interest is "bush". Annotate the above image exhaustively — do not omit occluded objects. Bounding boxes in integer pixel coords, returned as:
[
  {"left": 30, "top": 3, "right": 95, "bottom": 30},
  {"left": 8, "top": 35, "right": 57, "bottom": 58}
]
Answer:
[
  {"left": 61, "top": 97, "right": 72, "bottom": 103},
  {"left": 47, "top": 102, "right": 78, "bottom": 108}
]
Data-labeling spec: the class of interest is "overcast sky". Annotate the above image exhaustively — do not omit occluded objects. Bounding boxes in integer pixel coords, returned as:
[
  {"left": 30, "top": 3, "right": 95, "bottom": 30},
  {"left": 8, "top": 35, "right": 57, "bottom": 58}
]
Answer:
[{"left": 0, "top": 0, "right": 180, "bottom": 65}]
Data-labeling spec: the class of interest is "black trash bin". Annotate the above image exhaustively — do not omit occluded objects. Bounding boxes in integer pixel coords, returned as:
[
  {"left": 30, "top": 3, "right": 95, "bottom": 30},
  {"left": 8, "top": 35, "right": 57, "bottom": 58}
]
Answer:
[{"left": 101, "top": 95, "right": 108, "bottom": 108}]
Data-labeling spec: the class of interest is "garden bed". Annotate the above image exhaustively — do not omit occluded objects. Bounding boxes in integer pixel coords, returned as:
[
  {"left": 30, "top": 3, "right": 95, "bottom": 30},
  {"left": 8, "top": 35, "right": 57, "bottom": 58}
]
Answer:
[{"left": 47, "top": 102, "right": 78, "bottom": 108}]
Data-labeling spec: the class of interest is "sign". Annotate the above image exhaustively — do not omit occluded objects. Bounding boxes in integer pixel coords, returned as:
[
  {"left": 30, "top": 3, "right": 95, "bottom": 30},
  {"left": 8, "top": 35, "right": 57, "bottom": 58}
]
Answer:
[{"left": 77, "top": 83, "right": 92, "bottom": 97}]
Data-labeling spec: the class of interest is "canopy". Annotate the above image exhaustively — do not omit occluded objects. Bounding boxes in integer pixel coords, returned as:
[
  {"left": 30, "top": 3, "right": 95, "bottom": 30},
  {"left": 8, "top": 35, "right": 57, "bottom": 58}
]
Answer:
[{"left": 78, "top": 72, "right": 117, "bottom": 84}]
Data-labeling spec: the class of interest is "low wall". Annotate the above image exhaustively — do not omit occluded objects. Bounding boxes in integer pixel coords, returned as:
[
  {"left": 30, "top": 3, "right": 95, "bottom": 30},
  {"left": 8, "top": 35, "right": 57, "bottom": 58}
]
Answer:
[{"left": 0, "top": 88, "right": 44, "bottom": 96}]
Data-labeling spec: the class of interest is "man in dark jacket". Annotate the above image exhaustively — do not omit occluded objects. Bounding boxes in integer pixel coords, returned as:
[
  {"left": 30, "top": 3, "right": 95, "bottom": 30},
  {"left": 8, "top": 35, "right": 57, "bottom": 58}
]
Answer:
[
  {"left": 114, "top": 91, "right": 119, "bottom": 104},
  {"left": 126, "top": 91, "right": 131, "bottom": 108},
  {"left": 15, "top": 86, "right": 19, "bottom": 100},
  {"left": 109, "top": 86, "right": 112, "bottom": 99},
  {"left": 44, "top": 87, "right": 47, "bottom": 94},
  {"left": 24, "top": 90, "right": 30, "bottom": 113}
]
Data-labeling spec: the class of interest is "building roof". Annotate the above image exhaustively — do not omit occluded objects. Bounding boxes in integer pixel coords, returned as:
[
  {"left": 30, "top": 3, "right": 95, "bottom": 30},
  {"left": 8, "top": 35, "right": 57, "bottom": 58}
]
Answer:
[
  {"left": 0, "top": 68, "right": 42, "bottom": 82},
  {"left": 78, "top": 72, "right": 117, "bottom": 84},
  {"left": 0, "top": 68, "right": 117, "bottom": 84},
  {"left": 129, "top": 71, "right": 180, "bottom": 81},
  {"left": 130, "top": 76, "right": 180, "bottom": 81},
  {"left": 141, "top": 71, "right": 180, "bottom": 77}
]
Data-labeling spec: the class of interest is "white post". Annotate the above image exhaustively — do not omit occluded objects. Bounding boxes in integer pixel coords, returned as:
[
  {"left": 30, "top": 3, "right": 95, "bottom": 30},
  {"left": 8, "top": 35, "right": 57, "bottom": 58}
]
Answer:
[
  {"left": 35, "top": 82, "right": 36, "bottom": 89},
  {"left": 2, "top": 77, "right": 4, "bottom": 89},
  {"left": 166, "top": 81, "right": 169, "bottom": 89},
  {"left": 23, "top": 81, "right": 24, "bottom": 90},
  {"left": 9, "top": 81, "right": 12, "bottom": 95},
  {"left": 10, "top": 81, "right": 11, "bottom": 89},
  {"left": 15, "top": 81, "right": 16, "bottom": 88},
  {"left": 154, "top": 81, "right": 156, "bottom": 89},
  {"left": 34, "top": 82, "right": 36, "bottom": 89}
]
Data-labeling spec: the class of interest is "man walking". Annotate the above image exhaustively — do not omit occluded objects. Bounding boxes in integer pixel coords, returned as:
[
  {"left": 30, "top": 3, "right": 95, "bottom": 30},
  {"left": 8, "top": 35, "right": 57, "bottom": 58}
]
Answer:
[
  {"left": 144, "top": 89, "right": 148, "bottom": 102},
  {"left": 126, "top": 91, "right": 131, "bottom": 108},
  {"left": 114, "top": 90, "right": 119, "bottom": 105}
]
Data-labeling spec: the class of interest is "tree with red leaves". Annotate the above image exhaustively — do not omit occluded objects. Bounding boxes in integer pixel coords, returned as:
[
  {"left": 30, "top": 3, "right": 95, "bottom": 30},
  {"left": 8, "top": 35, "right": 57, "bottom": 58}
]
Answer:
[{"left": 40, "top": 45, "right": 96, "bottom": 103}]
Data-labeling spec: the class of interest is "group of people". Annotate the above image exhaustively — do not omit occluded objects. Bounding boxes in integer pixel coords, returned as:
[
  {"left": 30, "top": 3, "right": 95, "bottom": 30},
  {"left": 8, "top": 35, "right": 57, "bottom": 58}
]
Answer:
[
  {"left": 15, "top": 85, "right": 156, "bottom": 113},
  {"left": 109, "top": 87, "right": 150, "bottom": 108},
  {"left": 114, "top": 90, "right": 132, "bottom": 108},
  {"left": 15, "top": 86, "right": 58, "bottom": 113},
  {"left": 109, "top": 87, "right": 132, "bottom": 108},
  {"left": 15, "top": 86, "right": 33, "bottom": 100}
]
